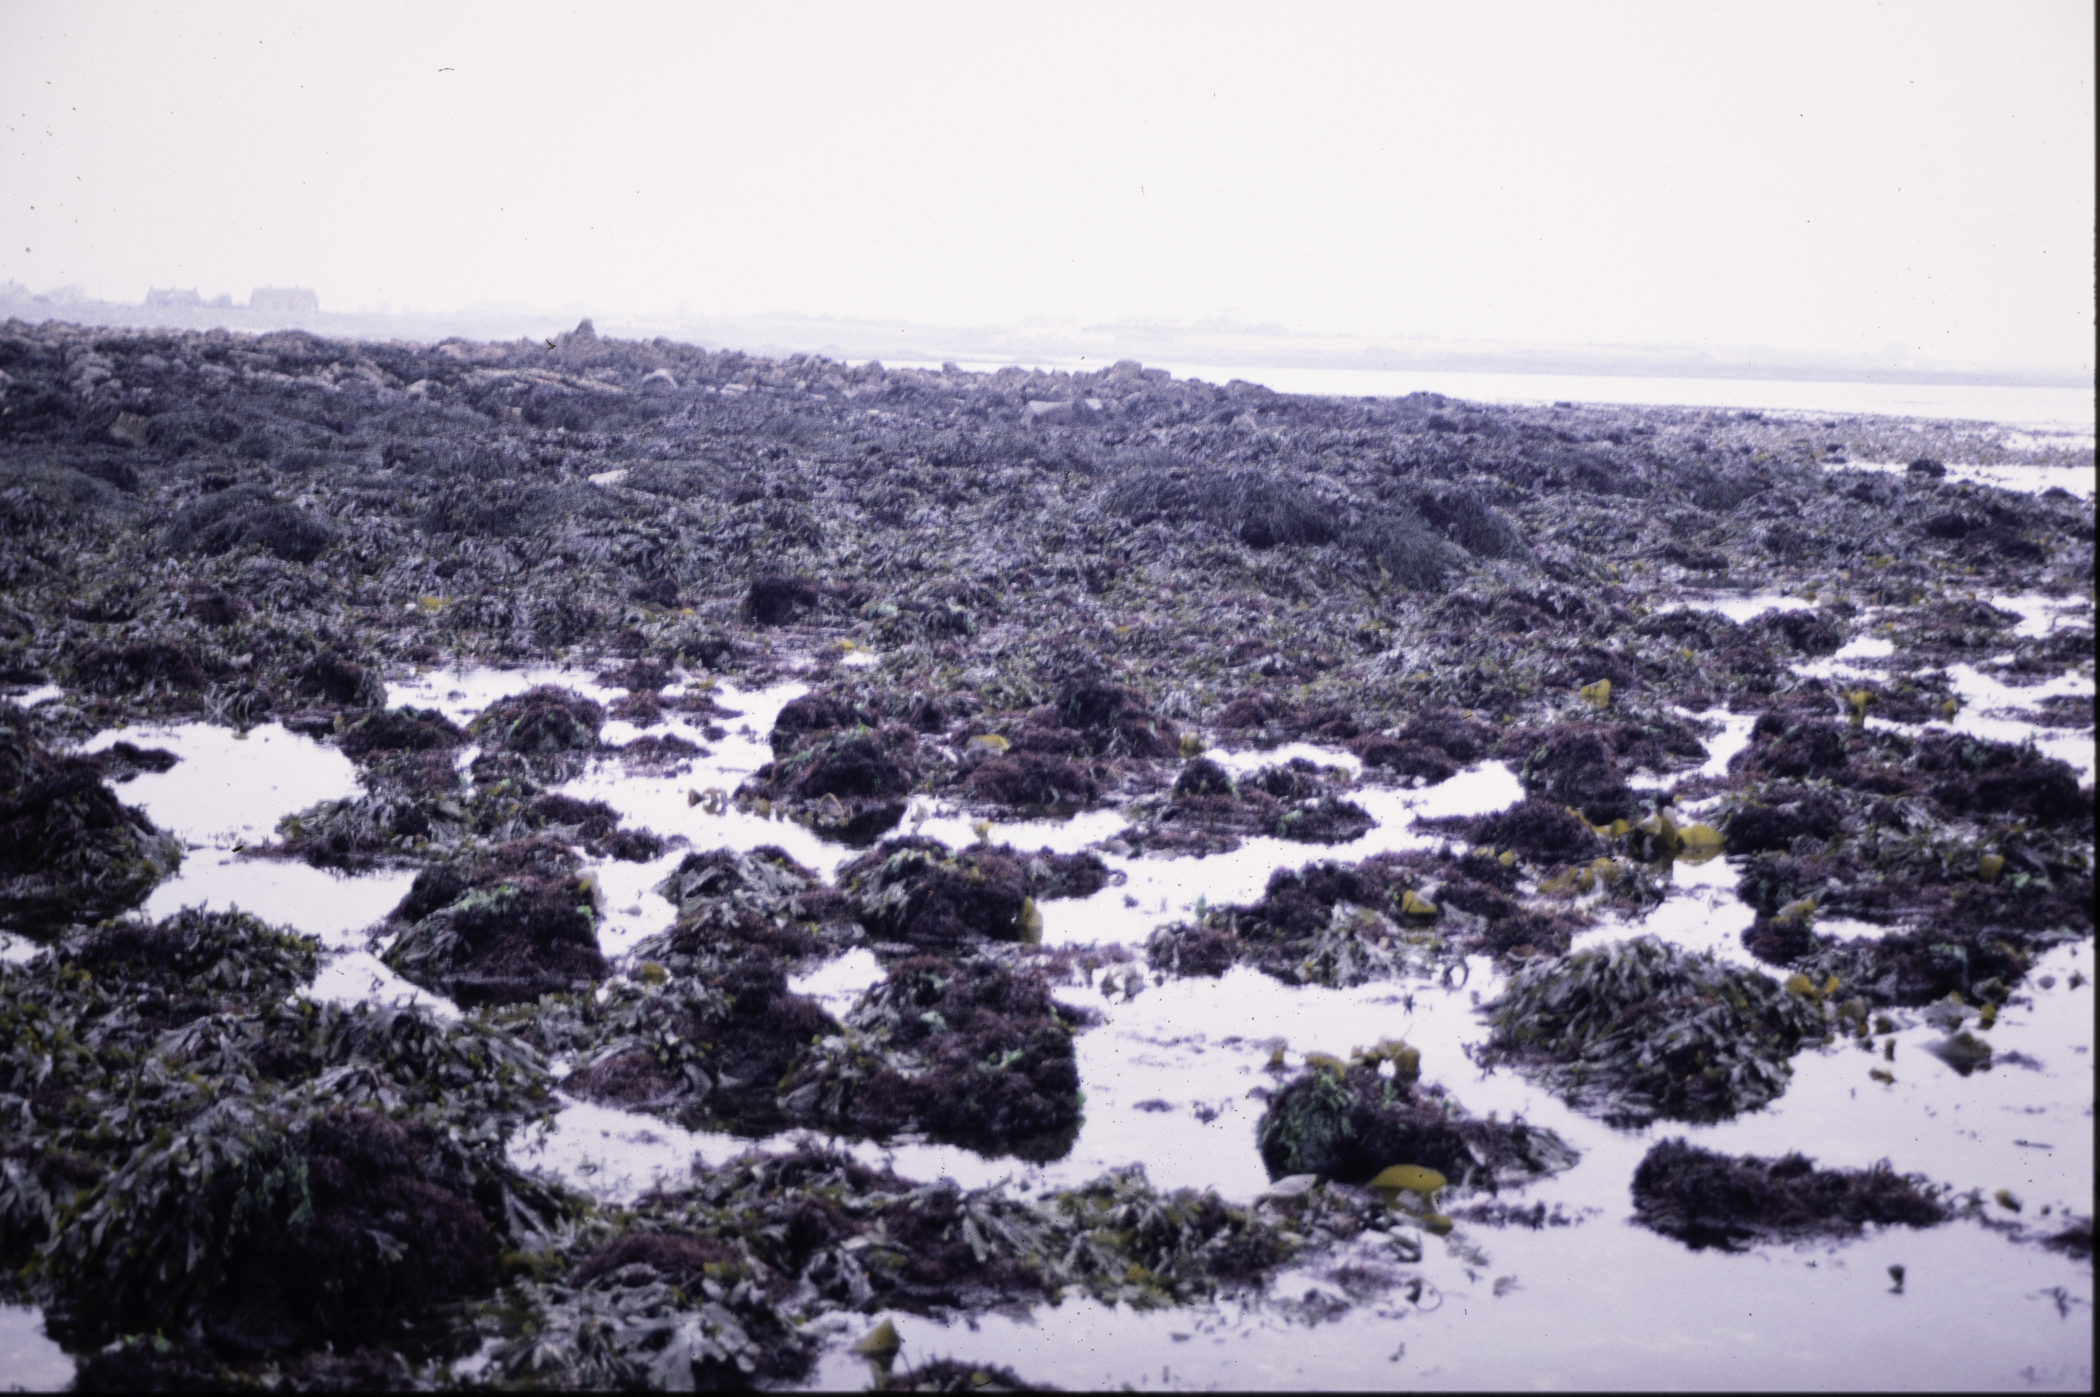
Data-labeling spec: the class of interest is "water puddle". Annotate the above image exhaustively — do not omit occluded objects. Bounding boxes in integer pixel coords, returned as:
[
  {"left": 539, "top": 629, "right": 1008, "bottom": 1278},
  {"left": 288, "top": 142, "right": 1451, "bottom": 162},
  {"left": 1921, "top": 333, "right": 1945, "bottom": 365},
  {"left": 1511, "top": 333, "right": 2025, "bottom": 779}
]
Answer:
[
  {"left": 1663, "top": 592, "right": 1814, "bottom": 624},
  {"left": 1942, "top": 665, "right": 2096, "bottom": 784},
  {"left": 506, "top": 1097, "right": 742, "bottom": 1208},
  {"left": 1988, "top": 593, "right": 2094, "bottom": 641},
  {"left": 77, "top": 720, "right": 361, "bottom": 848},
  {"left": 1847, "top": 458, "right": 2097, "bottom": 499},
  {"left": 0, "top": 1304, "right": 71, "bottom": 1392},
  {"left": 1568, "top": 855, "right": 1758, "bottom": 969}
]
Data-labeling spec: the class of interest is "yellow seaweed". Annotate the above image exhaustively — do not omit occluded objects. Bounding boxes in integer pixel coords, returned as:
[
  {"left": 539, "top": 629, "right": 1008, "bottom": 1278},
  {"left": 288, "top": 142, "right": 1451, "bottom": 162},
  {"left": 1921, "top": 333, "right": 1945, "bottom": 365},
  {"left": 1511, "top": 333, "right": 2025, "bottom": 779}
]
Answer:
[
  {"left": 854, "top": 1319, "right": 901, "bottom": 1357},
  {"left": 1400, "top": 888, "right": 1438, "bottom": 918},
  {"left": 1368, "top": 1165, "right": 1447, "bottom": 1197},
  {"left": 1676, "top": 823, "right": 1724, "bottom": 863},
  {"left": 1579, "top": 678, "right": 1612, "bottom": 709},
  {"left": 1976, "top": 852, "right": 2004, "bottom": 882}
]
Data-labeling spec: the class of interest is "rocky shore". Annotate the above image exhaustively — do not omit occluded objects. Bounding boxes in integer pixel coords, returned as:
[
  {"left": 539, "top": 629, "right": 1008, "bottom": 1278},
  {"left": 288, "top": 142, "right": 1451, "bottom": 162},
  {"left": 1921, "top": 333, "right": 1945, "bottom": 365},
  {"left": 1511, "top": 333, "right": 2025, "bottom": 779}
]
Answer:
[{"left": 1, "top": 316, "right": 2091, "bottom": 1388}]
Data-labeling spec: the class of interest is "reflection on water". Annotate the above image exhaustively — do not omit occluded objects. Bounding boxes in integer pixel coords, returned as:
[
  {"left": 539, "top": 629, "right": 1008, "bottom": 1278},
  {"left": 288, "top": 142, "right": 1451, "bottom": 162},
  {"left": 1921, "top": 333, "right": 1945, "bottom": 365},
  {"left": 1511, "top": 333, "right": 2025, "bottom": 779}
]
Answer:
[{"left": 78, "top": 720, "right": 361, "bottom": 847}]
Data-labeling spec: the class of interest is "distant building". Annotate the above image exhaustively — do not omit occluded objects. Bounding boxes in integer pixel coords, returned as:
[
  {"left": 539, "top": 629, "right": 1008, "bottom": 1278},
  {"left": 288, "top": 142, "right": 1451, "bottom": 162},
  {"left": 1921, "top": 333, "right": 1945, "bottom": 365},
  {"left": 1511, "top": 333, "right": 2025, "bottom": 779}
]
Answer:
[
  {"left": 249, "top": 287, "right": 320, "bottom": 313},
  {"left": 145, "top": 287, "right": 203, "bottom": 307}
]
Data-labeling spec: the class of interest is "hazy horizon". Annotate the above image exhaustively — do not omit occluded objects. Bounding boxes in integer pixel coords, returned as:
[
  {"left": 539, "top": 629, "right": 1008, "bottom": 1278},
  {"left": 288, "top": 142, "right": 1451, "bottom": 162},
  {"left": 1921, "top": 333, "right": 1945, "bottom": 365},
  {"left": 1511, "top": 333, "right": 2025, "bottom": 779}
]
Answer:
[{"left": 5, "top": 2, "right": 2093, "bottom": 376}]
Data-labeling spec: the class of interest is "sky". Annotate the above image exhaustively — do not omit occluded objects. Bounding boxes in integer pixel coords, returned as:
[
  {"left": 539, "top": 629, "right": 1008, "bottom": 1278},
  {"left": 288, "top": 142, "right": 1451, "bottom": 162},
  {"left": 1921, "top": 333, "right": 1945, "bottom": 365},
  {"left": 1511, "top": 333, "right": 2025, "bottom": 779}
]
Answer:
[{"left": 2, "top": 1, "right": 2093, "bottom": 371}]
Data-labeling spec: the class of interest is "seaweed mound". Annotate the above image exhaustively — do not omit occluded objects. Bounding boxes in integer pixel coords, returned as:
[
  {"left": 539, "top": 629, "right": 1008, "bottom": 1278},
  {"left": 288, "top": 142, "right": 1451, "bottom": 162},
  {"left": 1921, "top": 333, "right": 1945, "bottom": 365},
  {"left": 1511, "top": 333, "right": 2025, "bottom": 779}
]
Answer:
[
  {"left": 42, "top": 1101, "right": 500, "bottom": 1356},
  {"left": 469, "top": 684, "right": 604, "bottom": 757},
  {"left": 1482, "top": 937, "right": 1829, "bottom": 1125},
  {"left": 1255, "top": 1046, "right": 1577, "bottom": 1189},
  {"left": 1448, "top": 798, "right": 1606, "bottom": 867},
  {"left": 780, "top": 954, "right": 1087, "bottom": 1158},
  {"left": 1155, "top": 849, "right": 1566, "bottom": 985},
  {"left": 1914, "top": 732, "right": 2088, "bottom": 826},
  {"left": 64, "top": 907, "right": 319, "bottom": 1005},
  {"left": 0, "top": 706, "right": 183, "bottom": 937},
  {"left": 339, "top": 705, "right": 464, "bottom": 759},
  {"left": 1127, "top": 757, "right": 1374, "bottom": 855},
  {"left": 382, "top": 838, "right": 609, "bottom": 1005},
  {"left": 1026, "top": 678, "right": 1180, "bottom": 761},
  {"left": 561, "top": 961, "right": 840, "bottom": 1133},
  {"left": 1518, "top": 726, "right": 1637, "bottom": 825},
  {"left": 739, "top": 688, "right": 924, "bottom": 842},
  {"left": 1631, "top": 1138, "right": 1949, "bottom": 1251},
  {"left": 161, "top": 485, "right": 337, "bottom": 565},
  {"left": 838, "top": 837, "right": 1102, "bottom": 946}
]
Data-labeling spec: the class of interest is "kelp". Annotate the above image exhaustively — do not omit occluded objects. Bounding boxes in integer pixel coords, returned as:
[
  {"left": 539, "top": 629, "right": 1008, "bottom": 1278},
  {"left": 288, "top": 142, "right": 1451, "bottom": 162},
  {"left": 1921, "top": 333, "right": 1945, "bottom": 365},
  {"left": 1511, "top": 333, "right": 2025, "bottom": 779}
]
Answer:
[
  {"left": 1255, "top": 1043, "right": 1578, "bottom": 1189},
  {"left": 1481, "top": 937, "right": 1831, "bottom": 1126}
]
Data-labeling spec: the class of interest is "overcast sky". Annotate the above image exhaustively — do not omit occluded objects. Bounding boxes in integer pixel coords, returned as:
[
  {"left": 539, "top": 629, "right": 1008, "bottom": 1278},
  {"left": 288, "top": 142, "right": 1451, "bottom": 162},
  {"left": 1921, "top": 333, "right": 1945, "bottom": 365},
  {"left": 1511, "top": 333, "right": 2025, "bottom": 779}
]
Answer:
[{"left": 3, "top": 1, "right": 2093, "bottom": 369}]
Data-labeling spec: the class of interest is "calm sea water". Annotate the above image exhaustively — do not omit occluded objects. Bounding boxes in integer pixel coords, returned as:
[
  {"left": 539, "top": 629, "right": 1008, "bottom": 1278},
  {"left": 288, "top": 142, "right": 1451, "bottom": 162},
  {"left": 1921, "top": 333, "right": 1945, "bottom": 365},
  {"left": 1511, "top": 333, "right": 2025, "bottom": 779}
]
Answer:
[{"left": 892, "top": 359, "right": 2096, "bottom": 434}]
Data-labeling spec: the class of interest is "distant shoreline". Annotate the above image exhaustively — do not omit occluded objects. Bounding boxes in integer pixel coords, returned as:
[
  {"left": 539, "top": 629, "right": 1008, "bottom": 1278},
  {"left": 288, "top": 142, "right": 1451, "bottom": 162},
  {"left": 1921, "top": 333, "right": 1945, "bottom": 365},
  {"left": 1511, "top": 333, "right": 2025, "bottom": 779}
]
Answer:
[{"left": 2, "top": 288, "right": 2087, "bottom": 394}]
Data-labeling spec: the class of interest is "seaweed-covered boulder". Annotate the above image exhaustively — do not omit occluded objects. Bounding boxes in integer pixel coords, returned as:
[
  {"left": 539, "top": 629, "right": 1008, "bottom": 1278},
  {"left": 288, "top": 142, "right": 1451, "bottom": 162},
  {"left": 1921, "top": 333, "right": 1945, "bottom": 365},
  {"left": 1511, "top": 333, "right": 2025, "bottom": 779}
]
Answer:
[
  {"left": 71, "top": 640, "right": 209, "bottom": 697},
  {"left": 745, "top": 572, "right": 822, "bottom": 626},
  {"left": 1914, "top": 733, "right": 2087, "bottom": 826},
  {"left": 1255, "top": 1047, "right": 1577, "bottom": 1189},
  {"left": 1439, "top": 798, "right": 1605, "bottom": 867},
  {"left": 469, "top": 685, "right": 604, "bottom": 756},
  {"left": 1024, "top": 678, "right": 1180, "bottom": 761},
  {"left": 1730, "top": 712, "right": 1848, "bottom": 781},
  {"left": 656, "top": 845, "right": 822, "bottom": 921},
  {"left": 0, "top": 708, "right": 183, "bottom": 936},
  {"left": 960, "top": 750, "right": 1099, "bottom": 810},
  {"left": 1750, "top": 608, "right": 1843, "bottom": 656},
  {"left": 492, "top": 1222, "right": 814, "bottom": 1389},
  {"left": 1518, "top": 725, "right": 1636, "bottom": 824},
  {"left": 339, "top": 706, "right": 464, "bottom": 759},
  {"left": 63, "top": 907, "right": 318, "bottom": 1006},
  {"left": 382, "top": 838, "right": 608, "bottom": 1005},
  {"left": 160, "top": 485, "right": 337, "bottom": 565},
  {"left": 1351, "top": 735, "right": 1458, "bottom": 784},
  {"left": 1175, "top": 854, "right": 1472, "bottom": 987},
  {"left": 1482, "top": 937, "right": 1829, "bottom": 1125},
  {"left": 295, "top": 649, "right": 385, "bottom": 709},
  {"left": 1786, "top": 916, "right": 2059, "bottom": 1009},
  {"left": 781, "top": 954, "right": 1086, "bottom": 1157},
  {"left": 563, "top": 962, "right": 840, "bottom": 1133},
  {"left": 266, "top": 786, "right": 471, "bottom": 871},
  {"left": 1721, "top": 788, "right": 1846, "bottom": 855},
  {"left": 1631, "top": 1139, "right": 1948, "bottom": 1251},
  {"left": 41, "top": 1102, "right": 499, "bottom": 1356},
  {"left": 744, "top": 720, "right": 919, "bottom": 845},
  {"left": 635, "top": 847, "right": 852, "bottom": 978},
  {"left": 1134, "top": 757, "right": 1375, "bottom": 854},
  {"left": 84, "top": 740, "right": 180, "bottom": 784},
  {"left": 839, "top": 838, "right": 1068, "bottom": 946}
]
